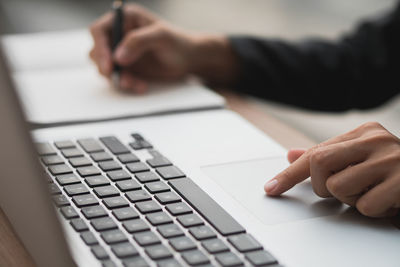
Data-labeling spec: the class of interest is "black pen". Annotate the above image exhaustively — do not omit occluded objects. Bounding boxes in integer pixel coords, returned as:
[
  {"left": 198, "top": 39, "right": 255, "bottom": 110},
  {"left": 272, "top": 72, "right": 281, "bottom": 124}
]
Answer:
[{"left": 112, "top": 0, "right": 124, "bottom": 88}]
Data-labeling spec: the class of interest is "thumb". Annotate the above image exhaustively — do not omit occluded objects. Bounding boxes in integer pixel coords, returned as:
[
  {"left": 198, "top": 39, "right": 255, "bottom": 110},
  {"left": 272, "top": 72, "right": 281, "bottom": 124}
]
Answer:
[
  {"left": 114, "top": 24, "right": 164, "bottom": 66},
  {"left": 287, "top": 149, "right": 306, "bottom": 163}
]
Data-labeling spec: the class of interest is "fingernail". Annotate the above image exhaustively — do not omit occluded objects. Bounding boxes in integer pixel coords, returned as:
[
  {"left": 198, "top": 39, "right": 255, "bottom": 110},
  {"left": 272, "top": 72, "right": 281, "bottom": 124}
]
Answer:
[
  {"left": 115, "top": 47, "right": 128, "bottom": 60},
  {"left": 264, "top": 179, "right": 278, "bottom": 193}
]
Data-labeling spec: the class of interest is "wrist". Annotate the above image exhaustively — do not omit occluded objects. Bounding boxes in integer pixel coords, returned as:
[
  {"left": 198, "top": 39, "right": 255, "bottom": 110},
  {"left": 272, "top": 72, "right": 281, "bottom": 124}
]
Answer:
[{"left": 186, "top": 34, "right": 239, "bottom": 86}]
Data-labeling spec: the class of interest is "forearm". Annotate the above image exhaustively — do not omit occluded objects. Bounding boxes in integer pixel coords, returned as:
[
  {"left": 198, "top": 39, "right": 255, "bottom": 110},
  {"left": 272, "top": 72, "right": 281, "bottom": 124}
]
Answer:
[{"left": 227, "top": 4, "right": 400, "bottom": 111}]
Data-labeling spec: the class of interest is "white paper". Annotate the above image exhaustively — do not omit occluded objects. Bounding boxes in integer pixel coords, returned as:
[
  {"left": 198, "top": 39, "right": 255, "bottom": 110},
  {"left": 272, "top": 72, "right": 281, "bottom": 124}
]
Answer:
[{"left": 1, "top": 29, "right": 225, "bottom": 125}]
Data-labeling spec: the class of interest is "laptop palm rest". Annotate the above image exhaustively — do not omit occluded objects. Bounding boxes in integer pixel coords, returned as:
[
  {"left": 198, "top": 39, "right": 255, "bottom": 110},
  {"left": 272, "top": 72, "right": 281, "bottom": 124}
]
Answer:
[{"left": 202, "top": 156, "right": 347, "bottom": 225}]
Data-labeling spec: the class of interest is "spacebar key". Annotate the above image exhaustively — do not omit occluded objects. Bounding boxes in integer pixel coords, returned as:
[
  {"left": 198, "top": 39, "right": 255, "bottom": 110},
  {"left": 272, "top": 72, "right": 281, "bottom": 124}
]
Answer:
[{"left": 169, "top": 178, "right": 245, "bottom": 236}]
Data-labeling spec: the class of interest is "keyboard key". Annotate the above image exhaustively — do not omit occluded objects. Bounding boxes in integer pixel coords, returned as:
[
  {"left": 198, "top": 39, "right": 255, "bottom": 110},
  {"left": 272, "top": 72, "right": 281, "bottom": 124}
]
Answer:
[
  {"left": 155, "top": 192, "right": 181, "bottom": 204},
  {"left": 94, "top": 186, "right": 120, "bottom": 198},
  {"left": 165, "top": 202, "right": 192, "bottom": 216},
  {"left": 227, "top": 234, "right": 263, "bottom": 253},
  {"left": 145, "top": 181, "right": 170, "bottom": 194},
  {"left": 116, "top": 179, "right": 141, "bottom": 191},
  {"left": 157, "top": 259, "right": 182, "bottom": 267},
  {"left": 135, "top": 200, "right": 162, "bottom": 214},
  {"left": 215, "top": 252, "right": 243, "bottom": 267},
  {"left": 134, "top": 231, "right": 161, "bottom": 246},
  {"left": 146, "top": 157, "right": 172, "bottom": 168},
  {"left": 146, "top": 212, "right": 173, "bottom": 226},
  {"left": 177, "top": 214, "right": 204, "bottom": 228},
  {"left": 100, "top": 136, "right": 130, "bottom": 155},
  {"left": 101, "top": 229, "right": 128, "bottom": 244},
  {"left": 61, "top": 148, "right": 83, "bottom": 158},
  {"left": 157, "top": 224, "right": 184, "bottom": 239},
  {"left": 91, "top": 245, "right": 109, "bottom": 260},
  {"left": 60, "top": 206, "right": 79, "bottom": 219},
  {"left": 48, "top": 183, "right": 61, "bottom": 194},
  {"left": 245, "top": 250, "right": 278, "bottom": 266},
  {"left": 99, "top": 161, "right": 122, "bottom": 171},
  {"left": 202, "top": 239, "right": 229, "bottom": 254},
  {"left": 118, "top": 153, "right": 140, "bottom": 164},
  {"left": 112, "top": 207, "right": 139, "bottom": 221},
  {"left": 131, "top": 133, "right": 144, "bottom": 141},
  {"left": 129, "top": 140, "right": 152, "bottom": 150},
  {"left": 123, "top": 219, "right": 150, "bottom": 233},
  {"left": 78, "top": 138, "right": 104, "bottom": 153},
  {"left": 53, "top": 195, "right": 69, "bottom": 207},
  {"left": 56, "top": 174, "right": 80, "bottom": 185},
  {"left": 189, "top": 226, "right": 216, "bottom": 240},
  {"left": 169, "top": 178, "right": 245, "bottom": 236},
  {"left": 122, "top": 256, "right": 149, "bottom": 267},
  {"left": 69, "top": 157, "right": 92, "bottom": 167},
  {"left": 102, "top": 260, "right": 117, "bottom": 267},
  {"left": 156, "top": 166, "right": 185, "bottom": 180},
  {"left": 111, "top": 242, "right": 139, "bottom": 258},
  {"left": 103, "top": 196, "right": 129, "bottom": 209},
  {"left": 72, "top": 194, "right": 98, "bottom": 207},
  {"left": 81, "top": 231, "right": 98, "bottom": 246},
  {"left": 91, "top": 152, "right": 113, "bottom": 162},
  {"left": 54, "top": 140, "right": 75, "bottom": 149},
  {"left": 91, "top": 217, "right": 118, "bottom": 231},
  {"left": 42, "top": 155, "right": 64, "bottom": 165},
  {"left": 107, "top": 170, "right": 131, "bottom": 181},
  {"left": 181, "top": 250, "right": 209, "bottom": 265},
  {"left": 49, "top": 164, "right": 72, "bottom": 175},
  {"left": 127, "top": 162, "right": 150, "bottom": 173},
  {"left": 145, "top": 244, "right": 172, "bottom": 260},
  {"left": 64, "top": 183, "right": 90, "bottom": 196},
  {"left": 169, "top": 237, "right": 197, "bottom": 252},
  {"left": 70, "top": 218, "right": 89, "bottom": 232},
  {"left": 36, "top": 143, "right": 57, "bottom": 156},
  {"left": 135, "top": 171, "right": 159, "bottom": 183},
  {"left": 77, "top": 166, "right": 101, "bottom": 177},
  {"left": 81, "top": 205, "right": 108, "bottom": 219},
  {"left": 126, "top": 190, "right": 151, "bottom": 203},
  {"left": 85, "top": 175, "right": 110, "bottom": 187}
]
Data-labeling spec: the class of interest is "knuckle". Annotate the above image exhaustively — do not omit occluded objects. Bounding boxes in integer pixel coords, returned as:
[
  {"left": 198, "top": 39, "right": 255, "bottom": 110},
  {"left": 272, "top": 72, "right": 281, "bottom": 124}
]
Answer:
[
  {"left": 154, "top": 24, "right": 169, "bottom": 39},
  {"left": 361, "top": 121, "right": 383, "bottom": 130},
  {"left": 309, "top": 148, "right": 329, "bottom": 167},
  {"left": 362, "top": 130, "right": 395, "bottom": 145}
]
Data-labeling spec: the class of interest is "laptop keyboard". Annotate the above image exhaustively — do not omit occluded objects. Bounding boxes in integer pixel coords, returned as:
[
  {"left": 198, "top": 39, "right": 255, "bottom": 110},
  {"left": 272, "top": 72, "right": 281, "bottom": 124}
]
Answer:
[{"left": 37, "top": 134, "right": 281, "bottom": 267}]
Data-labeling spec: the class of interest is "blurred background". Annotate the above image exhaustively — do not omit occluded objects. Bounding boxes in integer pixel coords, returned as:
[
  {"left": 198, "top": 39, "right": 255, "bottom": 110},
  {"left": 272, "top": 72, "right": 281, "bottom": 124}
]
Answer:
[{"left": 0, "top": 0, "right": 398, "bottom": 142}]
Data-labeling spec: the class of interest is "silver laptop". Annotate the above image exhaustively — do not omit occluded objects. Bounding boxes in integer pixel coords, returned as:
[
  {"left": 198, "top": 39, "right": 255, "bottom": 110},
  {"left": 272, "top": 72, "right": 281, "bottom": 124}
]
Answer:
[{"left": 0, "top": 43, "right": 399, "bottom": 267}]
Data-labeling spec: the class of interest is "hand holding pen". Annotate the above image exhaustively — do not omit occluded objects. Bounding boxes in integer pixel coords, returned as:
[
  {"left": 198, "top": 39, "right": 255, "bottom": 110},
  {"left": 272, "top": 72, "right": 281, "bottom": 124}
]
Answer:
[{"left": 89, "top": 4, "right": 235, "bottom": 93}]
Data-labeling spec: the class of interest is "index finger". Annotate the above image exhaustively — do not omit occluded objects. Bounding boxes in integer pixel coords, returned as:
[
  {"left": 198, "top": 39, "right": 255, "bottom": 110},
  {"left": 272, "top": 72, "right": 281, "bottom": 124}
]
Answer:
[
  {"left": 265, "top": 127, "right": 364, "bottom": 196},
  {"left": 265, "top": 152, "right": 311, "bottom": 196}
]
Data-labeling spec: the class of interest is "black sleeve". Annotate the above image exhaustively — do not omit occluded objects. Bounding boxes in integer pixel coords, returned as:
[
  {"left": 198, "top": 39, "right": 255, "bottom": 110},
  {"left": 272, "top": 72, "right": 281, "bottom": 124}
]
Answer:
[{"left": 229, "top": 3, "right": 400, "bottom": 111}]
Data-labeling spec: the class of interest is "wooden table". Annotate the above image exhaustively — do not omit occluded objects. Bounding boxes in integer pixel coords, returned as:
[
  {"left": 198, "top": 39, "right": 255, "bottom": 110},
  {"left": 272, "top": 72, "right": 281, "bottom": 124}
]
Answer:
[{"left": 0, "top": 92, "right": 317, "bottom": 267}]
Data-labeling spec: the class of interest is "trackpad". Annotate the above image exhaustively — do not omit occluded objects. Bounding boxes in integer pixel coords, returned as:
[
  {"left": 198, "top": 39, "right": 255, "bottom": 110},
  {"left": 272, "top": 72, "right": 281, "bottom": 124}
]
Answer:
[{"left": 202, "top": 157, "right": 346, "bottom": 225}]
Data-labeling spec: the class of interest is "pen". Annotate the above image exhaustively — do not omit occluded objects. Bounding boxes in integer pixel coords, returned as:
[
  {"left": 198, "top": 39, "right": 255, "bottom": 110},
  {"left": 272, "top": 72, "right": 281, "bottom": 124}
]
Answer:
[{"left": 112, "top": 0, "right": 124, "bottom": 88}]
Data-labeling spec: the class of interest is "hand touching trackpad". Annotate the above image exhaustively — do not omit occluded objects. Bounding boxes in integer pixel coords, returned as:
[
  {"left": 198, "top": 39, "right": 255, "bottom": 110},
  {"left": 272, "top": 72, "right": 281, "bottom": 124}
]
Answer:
[{"left": 202, "top": 157, "right": 346, "bottom": 225}]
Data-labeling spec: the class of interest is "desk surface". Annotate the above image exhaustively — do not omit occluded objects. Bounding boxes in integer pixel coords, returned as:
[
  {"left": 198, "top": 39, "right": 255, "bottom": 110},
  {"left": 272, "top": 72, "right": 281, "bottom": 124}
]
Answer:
[{"left": 0, "top": 92, "right": 316, "bottom": 267}]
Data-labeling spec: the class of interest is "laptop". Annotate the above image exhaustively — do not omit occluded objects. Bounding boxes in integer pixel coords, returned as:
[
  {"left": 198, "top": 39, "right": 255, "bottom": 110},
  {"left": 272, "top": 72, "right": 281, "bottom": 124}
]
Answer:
[{"left": 0, "top": 43, "right": 399, "bottom": 267}]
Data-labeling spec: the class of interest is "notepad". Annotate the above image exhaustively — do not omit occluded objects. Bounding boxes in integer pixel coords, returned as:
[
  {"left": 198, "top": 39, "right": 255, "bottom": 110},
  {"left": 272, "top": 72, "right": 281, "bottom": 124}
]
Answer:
[{"left": 1, "top": 29, "right": 225, "bottom": 126}]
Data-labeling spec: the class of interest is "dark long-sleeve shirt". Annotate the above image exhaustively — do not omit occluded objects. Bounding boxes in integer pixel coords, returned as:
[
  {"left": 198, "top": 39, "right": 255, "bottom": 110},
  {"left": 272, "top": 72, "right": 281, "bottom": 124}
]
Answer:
[{"left": 229, "top": 2, "right": 400, "bottom": 111}]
